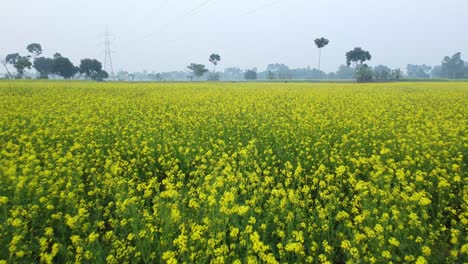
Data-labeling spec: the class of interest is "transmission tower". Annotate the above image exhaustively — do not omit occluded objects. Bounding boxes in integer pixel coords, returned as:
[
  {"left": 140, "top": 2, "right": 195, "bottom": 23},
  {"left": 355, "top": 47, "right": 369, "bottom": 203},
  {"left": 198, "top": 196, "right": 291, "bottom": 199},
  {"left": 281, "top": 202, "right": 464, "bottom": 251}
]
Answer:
[{"left": 103, "top": 27, "right": 115, "bottom": 79}]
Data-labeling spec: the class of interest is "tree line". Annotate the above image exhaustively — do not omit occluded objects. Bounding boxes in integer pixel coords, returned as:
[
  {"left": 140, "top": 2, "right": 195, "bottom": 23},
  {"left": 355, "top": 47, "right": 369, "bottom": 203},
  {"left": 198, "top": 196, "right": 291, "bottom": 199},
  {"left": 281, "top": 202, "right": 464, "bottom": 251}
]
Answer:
[
  {"left": 2, "top": 40, "right": 467, "bottom": 82},
  {"left": 1, "top": 43, "right": 109, "bottom": 81},
  {"left": 182, "top": 38, "right": 466, "bottom": 82}
]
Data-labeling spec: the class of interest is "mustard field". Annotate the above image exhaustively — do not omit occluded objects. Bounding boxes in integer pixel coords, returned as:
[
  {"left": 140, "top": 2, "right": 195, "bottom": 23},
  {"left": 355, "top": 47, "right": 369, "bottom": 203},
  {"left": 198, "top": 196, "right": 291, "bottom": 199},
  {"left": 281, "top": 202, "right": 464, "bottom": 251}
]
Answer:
[{"left": 0, "top": 81, "right": 466, "bottom": 263}]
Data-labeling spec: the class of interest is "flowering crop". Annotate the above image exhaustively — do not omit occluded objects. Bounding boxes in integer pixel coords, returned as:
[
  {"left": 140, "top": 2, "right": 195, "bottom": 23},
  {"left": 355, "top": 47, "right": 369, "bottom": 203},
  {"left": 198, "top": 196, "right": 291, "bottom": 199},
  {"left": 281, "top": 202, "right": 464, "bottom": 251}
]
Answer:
[{"left": 0, "top": 81, "right": 466, "bottom": 263}]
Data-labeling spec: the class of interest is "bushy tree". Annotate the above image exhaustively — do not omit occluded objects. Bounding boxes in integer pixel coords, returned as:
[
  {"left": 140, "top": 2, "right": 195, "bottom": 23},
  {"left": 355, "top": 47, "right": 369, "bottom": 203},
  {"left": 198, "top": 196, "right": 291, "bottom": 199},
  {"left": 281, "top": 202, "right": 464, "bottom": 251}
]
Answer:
[
  {"left": 244, "top": 70, "right": 257, "bottom": 80},
  {"left": 187, "top": 63, "right": 208, "bottom": 79},
  {"left": 52, "top": 55, "right": 77, "bottom": 79},
  {"left": 373, "top": 65, "right": 392, "bottom": 81},
  {"left": 266, "top": 63, "right": 291, "bottom": 79},
  {"left": 441, "top": 52, "right": 465, "bottom": 79},
  {"left": 346, "top": 47, "right": 371, "bottom": 68},
  {"left": 5, "top": 53, "right": 32, "bottom": 78},
  {"left": 26, "top": 43, "right": 42, "bottom": 60},
  {"left": 354, "top": 64, "right": 373, "bottom": 83},
  {"left": 406, "top": 64, "right": 432, "bottom": 78},
  {"left": 223, "top": 67, "right": 243, "bottom": 81},
  {"left": 94, "top": 70, "right": 109, "bottom": 81},
  {"left": 335, "top": 65, "right": 355, "bottom": 79},
  {"left": 33, "top": 57, "right": 54, "bottom": 79},
  {"left": 391, "top": 68, "right": 403, "bottom": 80},
  {"left": 79, "top": 59, "right": 108, "bottom": 81},
  {"left": 208, "top": 72, "right": 220, "bottom": 81}
]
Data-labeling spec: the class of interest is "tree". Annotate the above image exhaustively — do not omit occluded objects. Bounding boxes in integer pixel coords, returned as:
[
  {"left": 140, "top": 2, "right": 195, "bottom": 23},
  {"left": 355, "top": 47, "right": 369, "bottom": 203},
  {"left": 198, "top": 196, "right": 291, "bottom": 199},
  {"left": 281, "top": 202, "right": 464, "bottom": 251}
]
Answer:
[
  {"left": 464, "top": 62, "right": 468, "bottom": 78},
  {"left": 223, "top": 67, "right": 243, "bottom": 81},
  {"left": 5, "top": 53, "right": 32, "bottom": 78},
  {"left": 33, "top": 57, "right": 54, "bottom": 79},
  {"left": 391, "top": 68, "right": 403, "bottom": 80},
  {"left": 209, "top": 54, "right": 221, "bottom": 71},
  {"left": 208, "top": 54, "right": 221, "bottom": 81},
  {"left": 287, "top": 67, "right": 325, "bottom": 79},
  {"left": 406, "top": 64, "right": 432, "bottom": 78},
  {"left": 26, "top": 43, "right": 42, "bottom": 60},
  {"left": 94, "top": 70, "right": 109, "bottom": 82},
  {"left": 79, "top": 59, "right": 108, "bottom": 81},
  {"left": 431, "top": 65, "right": 443, "bottom": 78},
  {"left": 52, "top": 56, "right": 77, "bottom": 79},
  {"left": 208, "top": 72, "right": 220, "bottom": 81},
  {"left": 346, "top": 47, "right": 371, "bottom": 68},
  {"left": 267, "top": 70, "right": 275, "bottom": 80},
  {"left": 187, "top": 63, "right": 208, "bottom": 79},
  {"left": 1, "top": 57, "right": 13, "bottom": 79},
  {"left": 266, "top": 63, "right": 291, "bottom": 79},
  {"left": 373, "top": 65, "right": 392, "bottom": 81},
  {"left": 441, "top": 52, "right": 465, "bottom": 79},
  {"left": 244, "top": 70, "right": 257, "bottom": 80},
  {"left": 314, "top": 37, "right": 329, "bottom": 71},
  {"left": 335, "top": 65, "right": 354, "bottom": 79},
  {"left": 354, "top": 64, "right": 373, "bottom": 83}
]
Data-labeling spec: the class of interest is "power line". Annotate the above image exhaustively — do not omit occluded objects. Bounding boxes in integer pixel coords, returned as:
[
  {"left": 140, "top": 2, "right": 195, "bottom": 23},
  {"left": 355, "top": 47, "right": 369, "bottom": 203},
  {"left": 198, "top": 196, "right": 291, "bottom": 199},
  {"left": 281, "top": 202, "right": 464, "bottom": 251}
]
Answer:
[
  {"left": 103, "top": 27, "right": 115, "bottom": 79},
  {"left": 239, "top": 0, "right": 284, "bottom": 17},
  {"left": 128, "top": 0, "right": 219, "bottom": 43},
  {"left": 129, "top": 0, "right": 286, "bottom": 48},
  {"left": 202, "top": 0, "right": 286, "bottom": 33}
]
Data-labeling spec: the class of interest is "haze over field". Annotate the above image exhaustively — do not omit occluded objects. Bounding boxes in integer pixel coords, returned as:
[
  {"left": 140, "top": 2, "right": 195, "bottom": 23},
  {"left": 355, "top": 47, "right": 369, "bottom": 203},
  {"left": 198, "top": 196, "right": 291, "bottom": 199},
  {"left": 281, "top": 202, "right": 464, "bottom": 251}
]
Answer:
[{"left": 1, "top": 0, "right": 467, "bottom": 73}]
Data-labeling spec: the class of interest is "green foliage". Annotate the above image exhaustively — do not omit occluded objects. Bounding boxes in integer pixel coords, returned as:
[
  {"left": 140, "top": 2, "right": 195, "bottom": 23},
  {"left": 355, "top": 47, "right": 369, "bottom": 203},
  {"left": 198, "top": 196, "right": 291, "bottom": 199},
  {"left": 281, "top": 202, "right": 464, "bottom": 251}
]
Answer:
[
  {"left": 346, "top": 47, "right": 371, "bottom": 67},
  {"left": 209, "top": 54, "right": 221, "bottom": 77},
  {"left": 266, "top": 64, "right": 291, "bottom": 79},
  {"left": 33, "top": 57, "right": 54, "bottom": 79},
  {"left": 187, "top": 63, "right": 208, "bottom": 79},
  {"left": 354, "top": 64, "right": 373, "bottom": 82},
  {"left": 441, "top": 52, "right": 465, "bottom": 79},
  {"left": 335, "top": 65, "right": 354, "bottom": 79},
  {"left": 244, "top": 70, "right": 257, "bottom": 80},
  {"left": 26, "top": 43, "right": 42, "bottom": 59},
  {"left": 94, "top": 70, "right": 109, "bottom": 82},
  {"left": 373, "top": 65, "right": 392, "bottom": 81},
  {"left": 406, "top": 64, "right": 432, "bottom": 78},
  {"left": 5, "top": 53, "right": 32, "bottom": 78},
  {"left": 391, "top": 68, "right": 403, "bottom": 80},
  {"left": 209, "top": 54, "right": 221, "bottom": 66},
  {"left": 52, "top": 56, "right": 77, "bottom": 79},
  {"left": 314, "top": 37, "right": 329, "bottom": 49},
  {"left": 207, "top": 72, "right": 220, "bottom": 81},
  {"left": 79, "top": 59, "right": 108, "bottom": 81}
]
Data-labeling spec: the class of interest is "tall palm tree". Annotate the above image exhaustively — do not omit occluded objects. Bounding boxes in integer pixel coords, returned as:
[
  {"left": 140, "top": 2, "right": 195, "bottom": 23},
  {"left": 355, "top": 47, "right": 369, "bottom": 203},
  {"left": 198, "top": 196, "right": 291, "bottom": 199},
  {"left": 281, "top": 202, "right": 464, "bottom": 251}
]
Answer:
[
  {"left": 314, "top": 37, "right": 329, "bottom": 71},
  {"left": 209, "top": 54, "right": 221, "bottom": 72}
]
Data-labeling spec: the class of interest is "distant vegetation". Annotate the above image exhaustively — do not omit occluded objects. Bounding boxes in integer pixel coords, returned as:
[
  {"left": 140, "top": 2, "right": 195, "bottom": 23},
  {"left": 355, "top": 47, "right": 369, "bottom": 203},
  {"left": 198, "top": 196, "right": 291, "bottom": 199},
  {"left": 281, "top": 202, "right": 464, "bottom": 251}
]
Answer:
[
  {"left": 1, "top": 40, "right": 467, "bottom": 82},
  {"left": 1, "top": 43, "right": 108, "bottom": 81}
]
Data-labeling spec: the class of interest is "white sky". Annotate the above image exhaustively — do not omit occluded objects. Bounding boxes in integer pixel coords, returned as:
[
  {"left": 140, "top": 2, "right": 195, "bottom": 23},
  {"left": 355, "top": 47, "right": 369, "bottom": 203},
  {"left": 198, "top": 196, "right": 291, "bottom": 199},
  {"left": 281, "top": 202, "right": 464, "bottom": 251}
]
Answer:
[{"left": 1, "top": 0, "right": 467, "bottom": 73}]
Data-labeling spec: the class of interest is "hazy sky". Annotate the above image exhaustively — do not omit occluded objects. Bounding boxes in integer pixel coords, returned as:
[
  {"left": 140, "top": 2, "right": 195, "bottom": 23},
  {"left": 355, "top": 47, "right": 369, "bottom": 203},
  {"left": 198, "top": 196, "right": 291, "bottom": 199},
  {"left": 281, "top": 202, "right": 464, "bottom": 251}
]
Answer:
[{"left": 1, "top": 0, "right": 467, "bottom": 73}]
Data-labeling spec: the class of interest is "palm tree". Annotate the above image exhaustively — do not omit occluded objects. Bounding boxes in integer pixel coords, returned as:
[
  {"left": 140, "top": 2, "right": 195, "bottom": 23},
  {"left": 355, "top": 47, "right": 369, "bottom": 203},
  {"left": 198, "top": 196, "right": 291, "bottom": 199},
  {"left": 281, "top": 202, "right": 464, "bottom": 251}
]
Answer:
[
  {"left": 314, "top": 37, "right": 329, "bottom": 71},
  {"left": 209, "top": 54, "right": 221, "bottom": 72}
]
